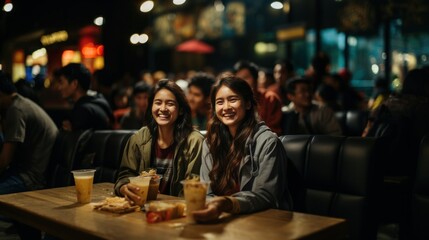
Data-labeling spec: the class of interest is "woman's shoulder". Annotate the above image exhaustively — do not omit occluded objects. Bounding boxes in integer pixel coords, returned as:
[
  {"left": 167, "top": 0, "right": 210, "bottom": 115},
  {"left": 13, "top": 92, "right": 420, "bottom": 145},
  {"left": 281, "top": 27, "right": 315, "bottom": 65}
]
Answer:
[
  {"left": 130, "top": 126, "right": 152, "bottom": 144},
  {"left": 187, "top": 129, "right": 205, "bottom": 141},
  {"left": 253, "top": 123, "right": 279, "bottom": 142}
]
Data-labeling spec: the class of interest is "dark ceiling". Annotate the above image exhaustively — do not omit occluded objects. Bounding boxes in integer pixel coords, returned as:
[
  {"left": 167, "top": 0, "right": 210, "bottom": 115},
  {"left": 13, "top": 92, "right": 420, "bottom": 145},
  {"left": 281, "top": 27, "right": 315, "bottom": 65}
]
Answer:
[{"left": 0, "top": 0, "right": 110, "bottom": 39}]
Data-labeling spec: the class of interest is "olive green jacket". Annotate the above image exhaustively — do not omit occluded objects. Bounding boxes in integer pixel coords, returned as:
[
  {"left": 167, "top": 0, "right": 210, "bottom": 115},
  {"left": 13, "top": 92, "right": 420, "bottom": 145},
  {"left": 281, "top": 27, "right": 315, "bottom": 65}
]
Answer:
[{"left": 114, "top": 127, "right": 204, "bottom": 197}]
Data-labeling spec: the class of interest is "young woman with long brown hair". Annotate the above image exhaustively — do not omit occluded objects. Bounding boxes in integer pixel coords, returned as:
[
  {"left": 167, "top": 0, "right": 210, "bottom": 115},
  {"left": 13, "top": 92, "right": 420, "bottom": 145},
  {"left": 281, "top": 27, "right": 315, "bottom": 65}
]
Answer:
[
  {"left": 114, "top": 79, "right": 204, "bottom": 201},
  {"left": 193, "top": 76, "right": 292, "bottom": 222}
]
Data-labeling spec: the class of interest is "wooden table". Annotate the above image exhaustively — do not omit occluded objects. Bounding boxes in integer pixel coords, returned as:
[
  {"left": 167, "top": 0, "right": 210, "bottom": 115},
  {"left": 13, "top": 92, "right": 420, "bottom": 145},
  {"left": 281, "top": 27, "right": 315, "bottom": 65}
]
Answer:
[{"left": 0, "top": 183, "right": 347, "bottom": 240}]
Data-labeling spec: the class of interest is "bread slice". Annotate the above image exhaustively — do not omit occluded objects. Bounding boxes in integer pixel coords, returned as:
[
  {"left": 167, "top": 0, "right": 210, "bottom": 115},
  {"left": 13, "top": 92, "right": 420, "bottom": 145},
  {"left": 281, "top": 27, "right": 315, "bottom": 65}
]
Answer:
[{"left": 93, "top": 197, "right": 139, "bottom": 214}]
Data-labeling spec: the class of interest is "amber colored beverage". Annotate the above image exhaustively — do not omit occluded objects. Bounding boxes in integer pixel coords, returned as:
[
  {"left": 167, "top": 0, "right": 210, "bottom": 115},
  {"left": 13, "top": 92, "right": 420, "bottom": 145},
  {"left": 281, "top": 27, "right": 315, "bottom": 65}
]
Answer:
[
  {"left": 147, "top": 175, "right": 162, "bottom": 201},
  {"left": 71, "top": 169, "right": 96, "bottom": 204},
  {"left": 181, "top": 180, "right": 210, "bottom": 223},
  {"left": 129, "top": 176, "right": 151, "bottom": 206},
  {"left": 74, "top": 176, "right": 94, "bottom": 203}
]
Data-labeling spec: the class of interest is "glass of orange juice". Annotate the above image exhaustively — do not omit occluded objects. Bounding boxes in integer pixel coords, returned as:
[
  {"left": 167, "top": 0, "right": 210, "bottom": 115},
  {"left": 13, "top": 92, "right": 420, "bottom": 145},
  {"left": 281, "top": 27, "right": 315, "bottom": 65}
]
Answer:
[{"left": 71, "top": 169, "right": 96, "bottom": 204}]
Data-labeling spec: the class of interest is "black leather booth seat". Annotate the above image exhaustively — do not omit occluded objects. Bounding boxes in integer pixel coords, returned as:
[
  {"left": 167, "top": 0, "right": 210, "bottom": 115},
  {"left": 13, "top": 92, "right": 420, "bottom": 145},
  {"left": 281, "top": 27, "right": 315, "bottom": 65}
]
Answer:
[
  {"left": 335, "top": 110, "right": 369, "bottom": 136},
  {"left": 280, "top": 134, "right": 383, "bottom": 240},
  {"left": 411, "top": 135, "right": 429, "bottom": 240},
  {"left": 281, "top": 109, "right": 368, "bottom": 136},
  {"left": 46, "top": 129, "right": 136, "bottom": 188}
]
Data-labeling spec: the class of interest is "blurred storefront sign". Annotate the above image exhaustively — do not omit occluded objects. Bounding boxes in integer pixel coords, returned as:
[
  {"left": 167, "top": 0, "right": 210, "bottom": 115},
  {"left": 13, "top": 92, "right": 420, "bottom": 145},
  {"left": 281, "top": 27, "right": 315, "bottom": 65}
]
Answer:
[
  {"left": 40, "top": 30, "right": 68, "bottom": 46},
  {"left": 276, "top": 23, "right": 306, "bottom": 41}
]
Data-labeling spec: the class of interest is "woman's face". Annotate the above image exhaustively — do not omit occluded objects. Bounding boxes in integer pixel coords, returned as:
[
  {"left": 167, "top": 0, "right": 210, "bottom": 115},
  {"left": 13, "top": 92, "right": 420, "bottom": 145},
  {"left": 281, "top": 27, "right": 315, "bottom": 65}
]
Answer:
[
  {"left": 214, "top": 85, "right": 248, "bottom": 136},
  {"left": 152, "top": 89, "right": 179, "bottom": 128}
]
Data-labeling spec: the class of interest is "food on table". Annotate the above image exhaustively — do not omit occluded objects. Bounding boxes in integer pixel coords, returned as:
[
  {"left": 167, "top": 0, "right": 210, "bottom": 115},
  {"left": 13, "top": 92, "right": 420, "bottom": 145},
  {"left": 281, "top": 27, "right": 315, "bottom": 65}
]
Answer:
[
  {"left": 92, "top": 197, "right": 139, "bottom": 214},
  {"left": 145, "top": 201, "right": 186, "bottom": 223},
  {"left": 140, "top": 168, "right": 157, "bottom": 177}
]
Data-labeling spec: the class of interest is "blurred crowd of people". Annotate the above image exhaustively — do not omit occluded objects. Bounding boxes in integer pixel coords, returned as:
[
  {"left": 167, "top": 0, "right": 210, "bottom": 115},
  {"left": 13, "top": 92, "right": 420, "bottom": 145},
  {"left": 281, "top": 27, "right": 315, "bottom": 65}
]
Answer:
[{"left": 7, "top": 50, "right": 428, "bottom": 139}]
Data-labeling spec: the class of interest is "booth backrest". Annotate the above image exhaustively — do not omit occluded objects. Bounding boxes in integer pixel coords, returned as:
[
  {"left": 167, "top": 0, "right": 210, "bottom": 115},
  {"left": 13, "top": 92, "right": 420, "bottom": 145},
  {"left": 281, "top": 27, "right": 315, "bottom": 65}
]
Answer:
[
  {"left": 280, "top": 134, "right": 383, "bottom": 240},
  {"left": 46, "top": 129, "right": 135, "bottom": 188},
  {"left": 281, "top": 110, "right": 368, "bottom": 136},
  {"left": 46, "top": 130, "right": 93, "bottom": 188},
  {"left": 80, "top": 130, "right": 136, "bottom": 183},
  {"left": 335, "top": 110, "right": 369, "bottom": 136},
  {"left": 411, "top": 135, "right": 429, "bottom": 239}
]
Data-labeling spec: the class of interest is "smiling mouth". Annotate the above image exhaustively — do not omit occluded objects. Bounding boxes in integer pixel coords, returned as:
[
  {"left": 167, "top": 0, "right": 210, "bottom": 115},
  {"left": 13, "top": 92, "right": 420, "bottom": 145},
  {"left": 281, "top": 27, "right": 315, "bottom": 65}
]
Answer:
[
  {"left": 222, "top": 113, "right": 235, "bottom": 118},
  {"left": 157, "top": 114, "right": 170, "bottom": 119}
]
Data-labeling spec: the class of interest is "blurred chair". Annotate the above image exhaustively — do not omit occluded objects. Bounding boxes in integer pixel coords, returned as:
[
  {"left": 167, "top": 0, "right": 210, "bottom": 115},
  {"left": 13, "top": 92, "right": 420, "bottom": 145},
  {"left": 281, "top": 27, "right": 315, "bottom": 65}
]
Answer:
[
  {"left": 280, "top": 134, "right": 383, "bottom": 240},
  {"left": 411, "top": 135, "right": 429, "bottom": 239}
]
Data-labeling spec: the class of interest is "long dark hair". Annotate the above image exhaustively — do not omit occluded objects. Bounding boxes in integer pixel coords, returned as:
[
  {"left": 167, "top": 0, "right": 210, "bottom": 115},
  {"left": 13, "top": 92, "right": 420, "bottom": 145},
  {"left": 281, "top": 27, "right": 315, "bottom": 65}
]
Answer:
[
  {"left": 206, "top": 76, "right": 258, "bottom": 195},
  {"left": 146, "top": 79, "right": 193, "bottom": 145}
]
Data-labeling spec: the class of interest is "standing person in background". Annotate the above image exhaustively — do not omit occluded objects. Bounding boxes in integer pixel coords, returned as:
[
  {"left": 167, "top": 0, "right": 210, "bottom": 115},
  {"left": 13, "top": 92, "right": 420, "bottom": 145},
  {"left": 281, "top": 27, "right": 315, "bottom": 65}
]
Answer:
[
  {"left": 187, "top": 72, "right": 215, "bottom": 131},
  {"left": 368, "top": 76, "right": 390, "bottom": 112},
  {"left": 0, "top": 71, "right": 58, "bottom": 239},
  {"left": 363, "top": 68, "right": 429, "bottom": 176},
  {"left": 56, "top": 63, "right": 114, "bottom": 131},
  {"left": 115, "top": 79, "right": 204, "bottom": 200},
  {"left": 306, "top": 51, "right": 332, "bottom": 91},
  {"left": 269, "top": 59, "right": 295, "bottom": 106},
  {"left": 120, "top": 81, "right": 153, "bottom": 130},
  {"left": 233, "top": 60, "right": 283, "bottom": 135},
  {"left": 335, "top": 69, "right": 366, "bottom": 111},
  {"left": 193, "top": 76, "right": 291, "bottom": 222}
]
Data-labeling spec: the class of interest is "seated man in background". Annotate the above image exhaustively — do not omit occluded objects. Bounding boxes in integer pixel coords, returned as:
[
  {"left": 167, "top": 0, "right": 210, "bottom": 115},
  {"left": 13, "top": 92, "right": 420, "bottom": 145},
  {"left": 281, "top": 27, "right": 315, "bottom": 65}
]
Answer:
[
  {"left": 283, "top": 77, "right": 342, "bottom": 135},
  {"left": 186, "top": 72, "right": 215, "bottom": 131},
  {"left": 0, "top": 71, "right": 59, "bottom": 239},
  {"left": 120, "top": 81, "right": 153, "bottom": 130},
  {"left": 233, "top": 60, "right": 283, "bottom": 135},
  {"left": 56, "top": 63, "right": 114, "bottom": 131}
]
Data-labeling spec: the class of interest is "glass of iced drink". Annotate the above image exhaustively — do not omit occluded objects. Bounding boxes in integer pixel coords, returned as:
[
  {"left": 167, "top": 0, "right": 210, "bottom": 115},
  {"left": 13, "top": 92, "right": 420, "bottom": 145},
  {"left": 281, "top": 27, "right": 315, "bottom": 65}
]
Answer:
[
  {"left": 129, "top": 176, "right": 151, "bottom": 206},
  {"left": 140, "top": 168, "right": 161, "bottom": 201},
  {"left": 147, "top": 174, "right": 163, "bottom": 201},
  {"left": 71, "top": 169, "right": 96, "bottom": 204},
  {"left": 181, "top": 179, "right": 210, "bottom": 223}
]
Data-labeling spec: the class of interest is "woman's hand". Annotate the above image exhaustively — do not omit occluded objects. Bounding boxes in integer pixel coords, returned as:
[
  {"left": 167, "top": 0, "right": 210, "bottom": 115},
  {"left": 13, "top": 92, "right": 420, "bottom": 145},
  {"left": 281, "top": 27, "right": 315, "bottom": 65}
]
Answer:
[
  {"left": 120, "top": 183, "right": 142, "bottom": 206},
  {"left": 192, "top": 197, "right": 233, "bottom": 222}
]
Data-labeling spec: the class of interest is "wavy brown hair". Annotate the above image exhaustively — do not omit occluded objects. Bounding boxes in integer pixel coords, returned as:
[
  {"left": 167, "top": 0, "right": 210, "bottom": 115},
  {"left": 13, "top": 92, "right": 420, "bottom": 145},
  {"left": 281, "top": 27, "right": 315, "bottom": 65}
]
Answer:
[
  {"left": 206, "top": 76, "right": 258, "bottom": 195},
  {"left": 146, "top": 79, "right": 193, "bottom": 147}
]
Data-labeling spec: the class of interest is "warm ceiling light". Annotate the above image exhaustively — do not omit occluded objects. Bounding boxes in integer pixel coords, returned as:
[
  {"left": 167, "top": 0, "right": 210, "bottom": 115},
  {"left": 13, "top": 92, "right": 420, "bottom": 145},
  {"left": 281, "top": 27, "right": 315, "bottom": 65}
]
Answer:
[
  {"left": 3, "top": 0, "right": 13, "bottom": 12},
  {"left": 94, "top": 16, "right": 104, "bottom": 26},
  {"left": 271, "top": 1, "right": 283, "bottom": 10},
  {"left": 173, "top": 0, "right": 186, "bottom": 6},
  {"left": 140, "top": 0, "right": 154, "bottom": 13}
]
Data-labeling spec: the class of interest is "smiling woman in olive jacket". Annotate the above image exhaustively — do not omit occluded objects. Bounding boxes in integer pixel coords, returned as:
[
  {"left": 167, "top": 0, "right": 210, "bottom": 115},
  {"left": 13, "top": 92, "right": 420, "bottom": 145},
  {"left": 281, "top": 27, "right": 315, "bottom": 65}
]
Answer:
[{"left": 114, "top": 79, "right": 203, "bottom": 200}]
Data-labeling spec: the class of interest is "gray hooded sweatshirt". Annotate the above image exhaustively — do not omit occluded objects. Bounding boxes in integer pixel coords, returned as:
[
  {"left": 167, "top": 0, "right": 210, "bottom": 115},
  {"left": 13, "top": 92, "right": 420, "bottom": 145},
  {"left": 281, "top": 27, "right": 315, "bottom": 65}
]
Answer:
[{"left": 200, "top": 123, "right": 292, "bottom": 213}]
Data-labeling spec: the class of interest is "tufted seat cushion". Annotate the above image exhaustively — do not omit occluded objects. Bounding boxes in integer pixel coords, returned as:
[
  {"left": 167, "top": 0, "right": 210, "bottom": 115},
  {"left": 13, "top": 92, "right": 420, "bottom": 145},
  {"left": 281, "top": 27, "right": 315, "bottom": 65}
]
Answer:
[
  {"left": 46, "top": 129, "right": 136, "bottom": 188},
  {"left": 411, "top": 135, "right": 429, "bottom": 239},
  {"left": 280, "top": 134, "right": 383, "bottom": 240},
  {"left": 46, "top": 129, "right": 94, "bottom": 188},
  {"left": 335, "top": 110, "right": 369, "bottom": 136},
  {"left": 79, "top": 130, "right": 136, "bottom": 184}
]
